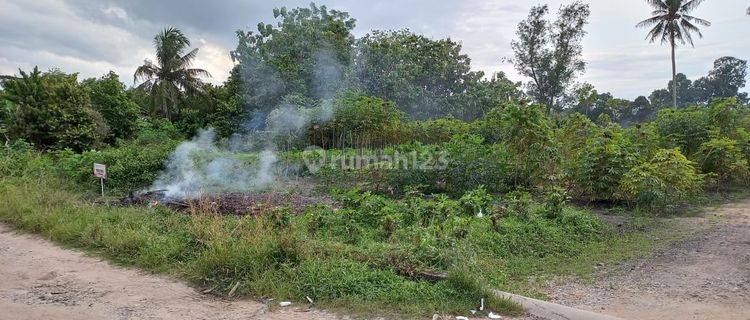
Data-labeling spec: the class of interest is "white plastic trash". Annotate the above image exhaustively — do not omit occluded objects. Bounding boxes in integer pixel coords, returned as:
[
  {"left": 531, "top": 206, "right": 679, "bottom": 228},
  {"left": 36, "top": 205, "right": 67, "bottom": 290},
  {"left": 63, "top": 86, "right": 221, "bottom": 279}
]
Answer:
[
  {"left": 279, "top": 301, "right": 292, "bottom": 307},
  {"left": 488, "top": 312, "right": 502, "bottom": 319}
]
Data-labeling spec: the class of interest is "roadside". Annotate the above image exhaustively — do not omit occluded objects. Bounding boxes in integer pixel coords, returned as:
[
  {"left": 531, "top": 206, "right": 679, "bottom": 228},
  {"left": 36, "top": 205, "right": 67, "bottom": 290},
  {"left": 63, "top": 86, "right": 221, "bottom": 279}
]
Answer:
[
  {"left": 0, "top": 223, "right": 338, "bottom": 320},
  {"left": 546, "top": 198, "right": 750, "bottom": 320}
]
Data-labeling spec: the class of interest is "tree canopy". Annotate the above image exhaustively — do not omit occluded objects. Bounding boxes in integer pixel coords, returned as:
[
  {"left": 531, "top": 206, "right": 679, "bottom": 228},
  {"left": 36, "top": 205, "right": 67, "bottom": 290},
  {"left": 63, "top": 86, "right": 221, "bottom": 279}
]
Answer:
[{"left": 511, "top": 2, "right": 590, "bottom": 113}]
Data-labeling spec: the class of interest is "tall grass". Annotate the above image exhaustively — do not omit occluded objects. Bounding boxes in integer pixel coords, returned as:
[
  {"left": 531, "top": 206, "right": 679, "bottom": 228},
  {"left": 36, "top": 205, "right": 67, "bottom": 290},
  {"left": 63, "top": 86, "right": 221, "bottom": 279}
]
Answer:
[{"left": 0, "top": 148, "right": 678, "bottom": 318}]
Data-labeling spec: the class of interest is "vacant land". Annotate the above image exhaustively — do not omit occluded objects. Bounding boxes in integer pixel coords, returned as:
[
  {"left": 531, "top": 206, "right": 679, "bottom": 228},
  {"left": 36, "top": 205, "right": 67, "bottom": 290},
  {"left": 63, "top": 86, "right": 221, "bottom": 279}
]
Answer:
[
  {"left": 549, "top": 199, "right": 750, "bottom": 320},
  {"left": 0, "top": 223, "right": 337, "bottom": 320},
  {"left": 2, "top": 198, "right": 747, "bottom": 320}
]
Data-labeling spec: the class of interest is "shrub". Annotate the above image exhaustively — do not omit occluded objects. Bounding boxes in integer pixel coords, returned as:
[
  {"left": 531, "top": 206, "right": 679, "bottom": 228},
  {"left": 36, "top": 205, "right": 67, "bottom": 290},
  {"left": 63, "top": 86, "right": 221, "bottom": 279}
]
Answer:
[
  {"left": 695, "top": 138, "right": 749, "bottom": 185},
  {"left": 55, "top": 141, "right": 178, "bottom": 194},
  {"left": 310, "top": 94, "right": 406, "bottom": 149},
  {"left": 654, "top": 107, "right": 711, "bottom": 156},
  {"left": 568, "top": 130, "right": 635, "bottom": 201},
  {"left": 543, "top": 186, "right": 569, "bottom": 219},
  {"left": 441, "top": 135, "right": 513, "bottom": 194},
  {"left": 2, "top": 68, "right": 103, "bottom": 151},
  {"left": 619, "top": 148, "right": 703, "bottom": 211},
  {"left": 459, "top": 186, "right": 494, "bottom": 217},
  {"left": 132, "top": 118, "right": 184, "bottom": 145},
  {"left": 83, "top": 72, "right": 140, "bottom": 142},
  {"left": 410, "top": 118, "right": 470, "bottom": 144}
]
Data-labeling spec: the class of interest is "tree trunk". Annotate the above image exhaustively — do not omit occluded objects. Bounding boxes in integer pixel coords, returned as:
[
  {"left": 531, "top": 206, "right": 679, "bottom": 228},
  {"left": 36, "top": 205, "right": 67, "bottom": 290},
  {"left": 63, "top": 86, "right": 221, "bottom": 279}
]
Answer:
[{"left": 670, "top": 33, "right": 678, "bottom": 108}]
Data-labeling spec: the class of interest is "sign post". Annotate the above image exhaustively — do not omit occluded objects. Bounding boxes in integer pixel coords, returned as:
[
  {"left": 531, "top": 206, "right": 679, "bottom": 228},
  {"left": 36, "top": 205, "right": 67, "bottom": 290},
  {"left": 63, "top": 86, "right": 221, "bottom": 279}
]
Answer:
[{"left": 93, "top": 163, "right": 107, "bottom": 197}]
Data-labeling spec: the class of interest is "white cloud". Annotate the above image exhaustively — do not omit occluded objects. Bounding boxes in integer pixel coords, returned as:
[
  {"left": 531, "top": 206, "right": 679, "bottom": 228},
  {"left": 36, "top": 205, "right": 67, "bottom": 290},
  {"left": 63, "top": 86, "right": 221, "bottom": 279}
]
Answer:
[
  {"left": 102, "top": 6, "right": 128, "bottom": 21},
  {"left": 1, "top": 0, "right": 747, "bottom": 98},
  {"left": 0, "top": 0, "right": 150, "bottom": 82},
  {"left": 193, "top": 39, "right": 235, "bottom": 85}
]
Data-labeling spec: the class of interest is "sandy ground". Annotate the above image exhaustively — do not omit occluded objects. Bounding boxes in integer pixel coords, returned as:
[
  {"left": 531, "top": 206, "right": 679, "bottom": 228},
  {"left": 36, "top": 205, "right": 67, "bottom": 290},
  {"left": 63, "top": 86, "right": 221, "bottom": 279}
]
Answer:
[
  {"left": 0, "top": 224, "right": 341, "bottom": 320},
  {"left": 548, "top": 198, "right": 750, "bottom": 320}
]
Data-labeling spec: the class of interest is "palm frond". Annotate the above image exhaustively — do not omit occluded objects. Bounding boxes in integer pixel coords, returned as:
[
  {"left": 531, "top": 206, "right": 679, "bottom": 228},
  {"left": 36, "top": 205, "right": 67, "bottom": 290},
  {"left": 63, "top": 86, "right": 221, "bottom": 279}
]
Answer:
[
  {"left": 680, "top": 0, "right": 706, "bottom": 12},
  {"left": 176, "top": 48, "right": 200, "bottom": 70},
  {"left": 644, "top": 0, "right": 668, "bottom": 10},
  {"left": 185, "top": 68, "right": 211, "bottom": 79},
  {"left": 681, "top": 14, "right": 711, "bottom": 26},
  {"left": 134, "top": 60, "right": 159, "bottom": 83},
  {"left": 637, "top": 15, "right": 668, "bottom": 28}
]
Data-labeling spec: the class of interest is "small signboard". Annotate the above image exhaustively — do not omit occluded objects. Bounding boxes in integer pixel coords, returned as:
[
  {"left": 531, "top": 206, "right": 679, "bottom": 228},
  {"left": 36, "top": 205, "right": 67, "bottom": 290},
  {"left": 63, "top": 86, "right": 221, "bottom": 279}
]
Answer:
[
  {"left": 93, "top": 163, "right": 106, "bottom": 197},
  {"left": 93, "top": 163, "right": 107, "bottom": 179}
]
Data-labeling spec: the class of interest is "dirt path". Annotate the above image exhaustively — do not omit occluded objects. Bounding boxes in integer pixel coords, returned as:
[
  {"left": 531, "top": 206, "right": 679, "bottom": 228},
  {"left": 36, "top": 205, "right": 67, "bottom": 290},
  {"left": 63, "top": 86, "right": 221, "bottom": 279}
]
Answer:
[
  {"left": 0, "top": 224, "right": 339, "bottom": 320},
  {"left": 548, "top": 198, "right": 750, "bottom": 320}
]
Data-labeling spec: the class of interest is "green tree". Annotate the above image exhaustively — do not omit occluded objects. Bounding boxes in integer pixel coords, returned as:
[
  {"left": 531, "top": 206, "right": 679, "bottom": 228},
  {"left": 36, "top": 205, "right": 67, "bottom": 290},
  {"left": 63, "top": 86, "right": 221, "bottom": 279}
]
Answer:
[
  {"left": 668, "top": 73, "right": 698, "bottom": 107},
  {"left": 511, "top": 2, "right": 591, "bottom": 113},
  {"left": 2, "top": 67, "right": 102, "bottom": 151},
  {"left": 350, "top": 29, "right": 486, "bottom": 119},
  {"left": 693, "top": 57, "right": 748, "bottom": 103},
  {"left": 637, "top": 0, "right": 711, "bottom": 108},
  {"left": 447, "top": 72, "right": 524, "bottom": 121},
  {"left": 83, "top": 72, "right": 140, "bottom": 142},
  {"left": 649, "top": 88, "right": 672, "bottom": 109},
  {"left": 631, "top": 96, "right": 654, "bottom": 122},
  {"left": 134, "top": 27, "right": 210, "bottom": 120},
  {"left": 231, "top": 3, "right": 356, "bottom": 110}
]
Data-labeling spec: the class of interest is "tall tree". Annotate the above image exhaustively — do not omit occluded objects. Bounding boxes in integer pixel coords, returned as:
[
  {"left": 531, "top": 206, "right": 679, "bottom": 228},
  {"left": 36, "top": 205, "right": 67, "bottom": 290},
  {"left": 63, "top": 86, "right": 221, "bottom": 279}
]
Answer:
[
  {"left": 693, "top": 56, "right": 748, "bottom": 103},
  {"left": 351, "top": 29, "right": 488, "bottom": 119},
  {"left": 83, "top": 72, "right": 140, "bottom": 142},
  {"left": 511, "top": 2, "right": 591, "bottom": 114},
  {"left": 637, "top": 0, "right": 711, "bottom": 109},
  {"left": 231, "top": 3, "right": 356, "bottom": 107},
  {"left": 2, "top": 68, "right": 103, "bottom": 151},
  {"left": 134, "top": 27, "right": 209, "bottom": 120}
]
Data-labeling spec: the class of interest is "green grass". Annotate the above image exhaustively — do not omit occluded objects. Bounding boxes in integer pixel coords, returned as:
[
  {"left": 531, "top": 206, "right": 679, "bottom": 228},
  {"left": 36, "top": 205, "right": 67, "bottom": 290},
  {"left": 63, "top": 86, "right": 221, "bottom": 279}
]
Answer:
[{"left": 0, "top": 173, "right": 687, "bottom": 318}]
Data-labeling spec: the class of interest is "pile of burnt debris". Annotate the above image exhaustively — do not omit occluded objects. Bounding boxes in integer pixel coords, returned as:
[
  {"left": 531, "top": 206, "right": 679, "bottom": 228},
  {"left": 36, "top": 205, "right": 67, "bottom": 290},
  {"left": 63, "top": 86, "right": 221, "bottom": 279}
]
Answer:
[{"left": 120, "top": 190, "right": 331, "bottom": 215}]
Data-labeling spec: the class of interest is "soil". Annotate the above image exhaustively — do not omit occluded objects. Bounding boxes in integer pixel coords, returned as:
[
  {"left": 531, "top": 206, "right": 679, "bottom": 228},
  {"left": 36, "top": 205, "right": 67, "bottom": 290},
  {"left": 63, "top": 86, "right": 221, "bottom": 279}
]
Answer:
[
  {"left": 547, "top": 198, "right": 750, "bottom": 320},
  {"left": 0, "top": 223, "right": 340, "bottom": 320}
]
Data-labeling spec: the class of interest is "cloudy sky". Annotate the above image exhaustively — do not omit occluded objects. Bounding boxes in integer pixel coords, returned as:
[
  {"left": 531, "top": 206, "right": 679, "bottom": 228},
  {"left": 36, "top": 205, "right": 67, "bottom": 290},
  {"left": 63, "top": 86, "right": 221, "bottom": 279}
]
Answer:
[{"left": 1, "top": 0, "right": 748, "bottom": 99}]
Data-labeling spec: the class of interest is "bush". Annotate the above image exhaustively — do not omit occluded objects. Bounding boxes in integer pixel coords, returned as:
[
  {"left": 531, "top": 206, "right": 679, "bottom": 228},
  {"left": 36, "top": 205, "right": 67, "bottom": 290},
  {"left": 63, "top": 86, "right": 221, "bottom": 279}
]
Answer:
[
  {"left": 0, "top": 140, "right": 56, "bottom": 179},
  {"left": 83, "top": 72, "right": 140, "bottom": 142},
  {"left": 568, "top": 130, "right": 635, "bottom": 201},
  {"left": 309, "top": 93, "right": 406, "bottom": 149},
  {"left": 654, "top": 107, "right": 711, "bottom": 156},
  {"left": 441, "top": 135, "right": 513, "bottom": 195},
  {"left": 2, "top": 68, "right": 103, "bottom": 151},
  {"left": 410, "top": 118, "right": 470, "bottom": 144},
  {"left": 619, "top": 148, "right": 703, "bottom": 211},
  {"left": 695, "top": 138, "right": 749, "bottom": 185},
  {"left": 55, "top": 141, "right": 178, "bottom": 194}
]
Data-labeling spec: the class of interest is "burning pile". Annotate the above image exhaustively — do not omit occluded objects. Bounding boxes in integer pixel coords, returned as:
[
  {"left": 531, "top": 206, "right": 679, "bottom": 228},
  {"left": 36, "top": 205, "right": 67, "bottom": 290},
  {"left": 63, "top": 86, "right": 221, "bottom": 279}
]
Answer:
[{"left": 121, "top": 190, "right": 332, "bottom": 216}]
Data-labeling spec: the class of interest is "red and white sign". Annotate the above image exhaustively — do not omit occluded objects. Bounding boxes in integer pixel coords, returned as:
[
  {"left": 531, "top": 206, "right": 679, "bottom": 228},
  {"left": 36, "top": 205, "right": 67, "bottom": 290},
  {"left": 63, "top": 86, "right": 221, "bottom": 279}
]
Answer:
[{"left": 93, "top": 163, "right": 107, "bottom": 179}]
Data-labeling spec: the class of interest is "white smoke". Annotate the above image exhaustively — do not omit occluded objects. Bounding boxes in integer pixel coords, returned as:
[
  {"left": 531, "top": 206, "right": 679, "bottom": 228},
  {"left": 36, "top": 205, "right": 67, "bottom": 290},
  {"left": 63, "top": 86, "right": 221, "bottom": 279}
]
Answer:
[
  {"left": 148, "top": 48, "right": 344, "bottom": 199},
  {"left": 150, "top": 129, "right": 279, "bottom": 198}
]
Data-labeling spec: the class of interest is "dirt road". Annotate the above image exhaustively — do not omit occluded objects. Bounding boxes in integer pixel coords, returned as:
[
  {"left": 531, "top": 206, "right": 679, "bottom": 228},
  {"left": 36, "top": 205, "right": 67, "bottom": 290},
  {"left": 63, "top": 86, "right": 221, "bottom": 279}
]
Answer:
[
  {"left": 549, "top": 198, "right": 750, "bottom": 320},
  {"left": 0, "top": 224, "right": 339, "bottom": 320}
]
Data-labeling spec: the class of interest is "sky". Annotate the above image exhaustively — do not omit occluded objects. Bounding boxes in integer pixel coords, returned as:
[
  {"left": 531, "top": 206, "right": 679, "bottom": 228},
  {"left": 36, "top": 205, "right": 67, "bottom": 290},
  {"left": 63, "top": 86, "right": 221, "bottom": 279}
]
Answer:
[{"left": 0, "top": 0, "right": 748, "bottom": 99}]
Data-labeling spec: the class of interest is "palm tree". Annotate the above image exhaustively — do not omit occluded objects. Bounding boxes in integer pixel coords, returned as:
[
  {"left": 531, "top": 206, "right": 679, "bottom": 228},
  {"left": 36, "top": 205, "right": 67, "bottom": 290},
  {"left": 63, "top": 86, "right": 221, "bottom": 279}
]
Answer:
[
  {"left": 637, "top": 0, "right": 710, "bottom": 108},
  {"left": 134, "top": 27, "right": 209, "bottom": 119}
]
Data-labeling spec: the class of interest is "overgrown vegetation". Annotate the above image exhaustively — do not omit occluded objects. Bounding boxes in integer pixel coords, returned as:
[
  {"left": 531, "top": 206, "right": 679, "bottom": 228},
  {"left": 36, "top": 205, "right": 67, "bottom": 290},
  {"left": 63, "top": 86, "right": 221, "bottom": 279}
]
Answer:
[{"left": 1, "top": 1, "right": 749, "bottom": 318}]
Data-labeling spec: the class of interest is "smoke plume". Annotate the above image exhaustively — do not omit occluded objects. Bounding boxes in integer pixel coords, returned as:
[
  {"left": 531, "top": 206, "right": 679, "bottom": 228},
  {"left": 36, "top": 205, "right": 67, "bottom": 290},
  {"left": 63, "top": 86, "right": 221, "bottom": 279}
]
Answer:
[{"left": 148, "top": 48, "right": 343, "bottom": 199}]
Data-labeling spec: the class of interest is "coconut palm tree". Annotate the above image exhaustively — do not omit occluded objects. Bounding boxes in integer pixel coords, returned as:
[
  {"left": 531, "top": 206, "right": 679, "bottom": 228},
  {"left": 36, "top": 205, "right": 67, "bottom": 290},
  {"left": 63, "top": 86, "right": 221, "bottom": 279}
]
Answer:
[
  {"left": 637, "top": 0, "right": 710, "bottom": 108},
  {"left": 134, "top": 27, "right": 209, "bottom": 119}
]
